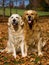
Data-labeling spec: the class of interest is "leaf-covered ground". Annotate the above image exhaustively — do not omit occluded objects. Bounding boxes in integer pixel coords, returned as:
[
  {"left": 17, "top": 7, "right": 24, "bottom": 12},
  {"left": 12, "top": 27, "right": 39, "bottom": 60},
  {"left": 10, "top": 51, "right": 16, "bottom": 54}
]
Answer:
[{"left": 0, "top": 17, "right": 49, "bottom": 65}]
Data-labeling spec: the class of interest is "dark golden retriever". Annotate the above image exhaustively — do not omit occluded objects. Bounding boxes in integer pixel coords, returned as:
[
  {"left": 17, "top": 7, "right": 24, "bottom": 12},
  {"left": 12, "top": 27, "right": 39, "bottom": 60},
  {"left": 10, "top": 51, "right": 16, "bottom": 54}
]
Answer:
[{"left": 22, "top": 10, "right": 47, "bottom": 56}]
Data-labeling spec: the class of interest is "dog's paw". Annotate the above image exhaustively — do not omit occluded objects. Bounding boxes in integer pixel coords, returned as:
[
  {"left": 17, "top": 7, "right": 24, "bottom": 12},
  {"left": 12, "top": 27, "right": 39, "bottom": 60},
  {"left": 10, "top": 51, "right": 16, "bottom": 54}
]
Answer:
[
  {"left": 38, "top": 52, "right": 43, "bottom": 56},
  {"left": 42, "top": 41, "right": 46, "bottom": 47},
  {"left": 22, "top": 53, "right": 27, "bottom": 57},
  {"left": 12, "top": 53, "right": 16, "bottom": 59}
]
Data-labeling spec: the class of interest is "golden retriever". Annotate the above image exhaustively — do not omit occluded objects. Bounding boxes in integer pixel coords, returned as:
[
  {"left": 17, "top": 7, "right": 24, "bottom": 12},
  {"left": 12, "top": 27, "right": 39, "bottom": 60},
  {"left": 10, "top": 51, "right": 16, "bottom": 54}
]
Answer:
[
  {"left": 22, "top": 10, "right": 47, "bottom": 56},
  {"left": 0, "top": 14, "right": 27, "bottom": 58}
]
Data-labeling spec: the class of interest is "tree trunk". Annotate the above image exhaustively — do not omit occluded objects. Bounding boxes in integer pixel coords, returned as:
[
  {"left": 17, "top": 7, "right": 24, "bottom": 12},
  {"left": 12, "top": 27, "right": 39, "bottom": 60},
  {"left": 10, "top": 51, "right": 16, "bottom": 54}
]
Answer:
[
  {"left": 10, "top": 0, "right": 12, "bottom": 16},
  {"left": 29, "top": 0, "right": 41, "bottom": 8},
  {"left": 3, "top": 0, "right": 5, "bottom": 17},
  {"left": 16, "top": 0, "right": 17, "bottom": 13}
]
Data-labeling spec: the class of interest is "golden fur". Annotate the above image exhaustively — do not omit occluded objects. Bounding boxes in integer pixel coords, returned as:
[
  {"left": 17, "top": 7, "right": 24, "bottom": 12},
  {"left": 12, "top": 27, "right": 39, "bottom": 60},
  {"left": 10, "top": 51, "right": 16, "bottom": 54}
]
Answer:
[
  {"left": 22, "top": 10, "right": 39, "bottom": 45},
  {"left": 22, "top": 10, "right": 47, "bottom": 56}
]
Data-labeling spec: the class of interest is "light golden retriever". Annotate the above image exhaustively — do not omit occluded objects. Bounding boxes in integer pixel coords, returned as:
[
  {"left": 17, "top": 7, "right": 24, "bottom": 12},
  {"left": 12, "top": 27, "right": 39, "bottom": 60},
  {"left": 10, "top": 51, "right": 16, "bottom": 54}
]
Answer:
[
  {"left": 0, "top": 14, "right": 27, "bottom": 58},
  {"left": 22, "top": 10, "right": 47, "bottom": 56}
]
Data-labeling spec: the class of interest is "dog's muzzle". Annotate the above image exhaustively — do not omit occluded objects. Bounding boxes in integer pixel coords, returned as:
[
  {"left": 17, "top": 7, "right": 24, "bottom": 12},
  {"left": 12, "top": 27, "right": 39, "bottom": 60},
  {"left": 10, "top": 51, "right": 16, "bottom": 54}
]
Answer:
[
  {"left": 12, "top": 19, "right": 18, "bottom": 25},
  {"left": 28, "top": 16, "right": 34, "bottom": 29},
  {"left": 28, "top": 16, "right": 33, "bottom": 24}
]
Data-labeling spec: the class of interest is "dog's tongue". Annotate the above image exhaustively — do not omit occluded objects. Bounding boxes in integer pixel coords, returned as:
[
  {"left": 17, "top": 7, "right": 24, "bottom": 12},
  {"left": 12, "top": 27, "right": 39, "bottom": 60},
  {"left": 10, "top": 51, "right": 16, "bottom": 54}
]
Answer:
[
  {"left": 28, "top": 21, "right": 31, "bottom": 23},
  {"left": 13, "top": 24, "right": 16, "bottom": 25}
]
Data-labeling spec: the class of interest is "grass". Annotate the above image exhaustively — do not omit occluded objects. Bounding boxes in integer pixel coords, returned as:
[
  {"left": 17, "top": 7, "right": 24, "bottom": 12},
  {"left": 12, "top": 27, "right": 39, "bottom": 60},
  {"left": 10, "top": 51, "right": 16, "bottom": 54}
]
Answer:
[
  {"left": 34, "top": 57, "right": 40, "bottom": 64},
  {"left": 0, "top": 7, "right": 25, "bottom": 16},
  {"left": 0, "top": 7, "right": 49, "bottom": 16},
  {"left": 37, "top": 11, "right": 49, "bottom": 16}
]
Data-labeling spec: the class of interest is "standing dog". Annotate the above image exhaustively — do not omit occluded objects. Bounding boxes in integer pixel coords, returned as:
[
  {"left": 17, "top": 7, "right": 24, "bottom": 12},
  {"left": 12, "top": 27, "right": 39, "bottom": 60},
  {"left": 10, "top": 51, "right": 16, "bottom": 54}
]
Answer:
[
  {"left": 0, "top": 14, "right": 27, "bottom": 58},
  {"left": 22, "top": 10, "right": 47, "bottom": 56}
]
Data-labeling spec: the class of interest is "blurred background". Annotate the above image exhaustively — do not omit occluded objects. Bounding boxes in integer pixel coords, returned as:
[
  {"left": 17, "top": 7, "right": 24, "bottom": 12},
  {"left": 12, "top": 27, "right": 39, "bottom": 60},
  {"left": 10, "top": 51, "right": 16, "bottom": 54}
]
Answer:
[{"left": 0, "top": 0, "right": 49, "bottom": 16}]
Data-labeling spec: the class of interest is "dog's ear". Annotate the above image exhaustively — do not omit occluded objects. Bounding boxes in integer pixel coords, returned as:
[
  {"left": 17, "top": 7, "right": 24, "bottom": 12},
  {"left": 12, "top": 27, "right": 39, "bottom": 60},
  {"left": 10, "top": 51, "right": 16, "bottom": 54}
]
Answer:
[
  {"left": 20, "top": 17, "right": 24, "bottom": 27},
  {"left": 22, "top": 11, "right": 26, "bottom": 21},
  {"left": 8, "top": 17, "right": 11, "bottom": 27},
  {"left": 35, "top": 13, "right": 39, "bottom": 22},
  {"left": 22, "top": 14, "right": 25, "bottom": 21}
]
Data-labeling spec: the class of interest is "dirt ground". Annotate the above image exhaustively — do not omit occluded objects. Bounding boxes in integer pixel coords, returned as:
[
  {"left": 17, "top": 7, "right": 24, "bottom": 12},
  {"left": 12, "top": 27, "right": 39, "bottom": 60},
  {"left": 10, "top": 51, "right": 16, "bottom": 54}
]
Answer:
[{"left": 0, "top": 17, "right": 49, "bottom": 65}]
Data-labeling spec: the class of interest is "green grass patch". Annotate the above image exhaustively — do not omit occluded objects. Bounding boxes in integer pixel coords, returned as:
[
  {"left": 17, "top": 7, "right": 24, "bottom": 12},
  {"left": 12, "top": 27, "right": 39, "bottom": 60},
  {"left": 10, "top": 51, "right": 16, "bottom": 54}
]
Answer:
[
  {"left": 17, "top": 9, "right": 25, "bottom": 16},
  {"left": 0, "top": 7, "right": 25, "bottom": 16},
  {"left": 13, "top": 60, "right": 19, "bottom": 64},
  {"left": 5, "top": 8, "right": 10, "bottom": 16},
  {"left": 4, "top": 62, "right": 9, "bottom": 65},
  {"left": 0, "top": 8, "right": 3, "bottom": 15},
  {"left": 34, "top": 57, "right": 40, "bottom": 64},
  {"left": 37, "top": 11, "right": 49, "bottom": 16},
  {"left": 3, "top": 57, "right": 8, "bottom": 61},
  {"left": 0, "top": 7, "right": 49, "bottom": 16}
]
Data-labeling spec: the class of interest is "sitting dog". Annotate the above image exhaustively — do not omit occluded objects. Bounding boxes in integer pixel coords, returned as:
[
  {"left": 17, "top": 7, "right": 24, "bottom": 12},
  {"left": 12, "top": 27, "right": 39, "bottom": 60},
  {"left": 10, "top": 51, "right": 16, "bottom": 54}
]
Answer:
[
  {"left": 22, "top": 10, "right": 47, "bottom": 56},
  {"left": 0, "top": 14, "right": 27, "bottom": 58}
]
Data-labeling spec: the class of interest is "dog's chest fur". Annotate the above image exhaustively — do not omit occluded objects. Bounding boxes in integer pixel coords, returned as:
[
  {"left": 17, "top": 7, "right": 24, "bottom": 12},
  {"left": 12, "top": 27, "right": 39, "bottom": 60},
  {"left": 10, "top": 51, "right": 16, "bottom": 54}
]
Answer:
[
  {"left": 9, "top": 26, "right": 24, "bottom": 48},
  {"left": 24, "top": 23, "right": 34, "bottom": 45},
  {"left": 24, "top": 23, "right": 40, "bottom": 46}
]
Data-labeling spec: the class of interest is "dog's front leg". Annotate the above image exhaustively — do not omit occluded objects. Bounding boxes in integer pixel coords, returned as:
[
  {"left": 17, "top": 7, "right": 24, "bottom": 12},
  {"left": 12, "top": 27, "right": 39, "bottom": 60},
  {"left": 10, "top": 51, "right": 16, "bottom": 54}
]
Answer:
[
  {"left": 20, "top": 42, "right": 27, "bottom": 57},
  {"left": 11, "top": 43, "right": 16, "bottom": 58},
  {"left": 24, "top": 43, "right": 27, "bottom": 57},
  {"left": 38, "top": 38, "right": 43, "bottom": 56},
  {"left": 20, "top": 42, "right": 25, "bottom": 57}
]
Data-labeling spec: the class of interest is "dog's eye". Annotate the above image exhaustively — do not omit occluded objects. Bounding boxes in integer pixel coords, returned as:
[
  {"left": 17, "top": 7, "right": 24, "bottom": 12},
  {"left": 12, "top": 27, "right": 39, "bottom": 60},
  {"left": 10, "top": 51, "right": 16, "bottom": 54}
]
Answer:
[
  {"left": 26, "top": 14, "right": 28, "bottom": 15},
  {"left": 31, "top": 13, "right": 33, "bottom": 15},
  {"left": 16, "top": 17, "right": 19, "bottom": 18},
  {"left": 11, "top": 17, "right": 13, "bottom": 18}
]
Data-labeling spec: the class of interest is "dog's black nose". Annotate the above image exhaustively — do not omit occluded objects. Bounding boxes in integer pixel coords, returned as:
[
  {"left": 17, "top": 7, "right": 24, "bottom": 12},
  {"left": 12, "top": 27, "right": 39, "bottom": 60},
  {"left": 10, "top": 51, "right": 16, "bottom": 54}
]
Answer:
[
  {"left": 28, "top": 16, "right": 31, "bottom": 19},
  {"left": 13, "top": 19, "right": 18, "bottom": 25},
  {"left": 13, "top": 19, "right": 16, "bottom": 22}
]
